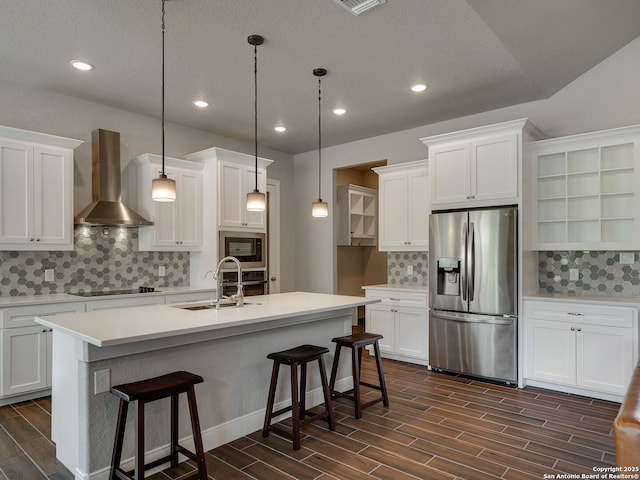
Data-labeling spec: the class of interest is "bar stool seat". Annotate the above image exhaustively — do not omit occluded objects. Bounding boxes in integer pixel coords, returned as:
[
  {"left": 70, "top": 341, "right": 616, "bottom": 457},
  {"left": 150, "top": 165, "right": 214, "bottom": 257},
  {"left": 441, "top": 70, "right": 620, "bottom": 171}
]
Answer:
[
  {"left": 262, "top": 344, "right": 335, "bottom": 450},
  {"left": 329, "top": 332, "right": 390, "bottom": 419},
  {"left": 109, "top": 371, "right": 207, "bottom": 480}
]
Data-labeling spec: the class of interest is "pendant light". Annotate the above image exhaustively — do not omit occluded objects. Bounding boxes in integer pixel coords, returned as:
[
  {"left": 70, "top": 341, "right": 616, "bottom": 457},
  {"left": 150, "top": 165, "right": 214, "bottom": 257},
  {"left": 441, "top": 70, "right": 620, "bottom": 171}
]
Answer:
[
  {"left": 311, "top": 68, "right": 329, "bottom": 218},
  {"left": 152, "top": 0, "right": 176, "bottom": 202},
  {"left": 246, "top": 34, "right": 266, "bottom": 212}
]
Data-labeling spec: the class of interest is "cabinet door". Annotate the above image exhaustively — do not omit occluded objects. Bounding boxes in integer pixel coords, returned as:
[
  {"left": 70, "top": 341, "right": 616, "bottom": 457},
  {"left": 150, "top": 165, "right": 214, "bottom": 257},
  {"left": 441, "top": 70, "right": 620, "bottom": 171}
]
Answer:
[
  {"left": 219, "top": 161, "right": 244, "bottom": 228},
  {"left": 408, "top": 171, "right": 429, "bottom": 249},
  {"left": 0, "top": 139, "right": 33, "bottom": 245},
  {"left": 395, "top": 307, "right": 428, "bottom": 360},
  {"left": 178, "top": 170, "right": 202, "bottom": 247},
  {"left": 244, "top": 166, "right": 266, "bottom": 229},
  {"left": 377, "top": 173, "right": 409, "bottom": 250},
  {"left": 577, "top": 324, "right": 635, "bottom": 395},
  {"left": 1, "top": 326, "right": 47, "bottom": 396},
  {"left": 366, "top": 304, "right": 395, "bottom": 352},
  {"left": 153, "top": 171, "right": 180, "bottom": 247},
  {"left": 33, "top": 146, "right": 73, "bottom": 247},
  {"left": 85, "top": 296, "right": 164, "bottom": 311},
  {"left": 430, "top": 143, "right": 470, "bottom": 205},
  {"left": 471, "top": 134, "right": 518, "bottom": 201},
  {"left": 525, "top": 319, "right": 576, "bottom": 385}
]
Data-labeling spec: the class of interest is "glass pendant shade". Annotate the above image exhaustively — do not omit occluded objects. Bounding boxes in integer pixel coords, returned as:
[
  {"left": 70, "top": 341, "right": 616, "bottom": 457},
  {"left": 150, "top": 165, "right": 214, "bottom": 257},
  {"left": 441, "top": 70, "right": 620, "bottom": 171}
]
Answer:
[
  {"left": 247, "top": 190, "right": 266, "bottom": 212},
  {"left": 312, "top": 199, "right": 329, "bottom": 218},
  {"left": 152, "top": 175, "right": 177, "bottom": 202}
]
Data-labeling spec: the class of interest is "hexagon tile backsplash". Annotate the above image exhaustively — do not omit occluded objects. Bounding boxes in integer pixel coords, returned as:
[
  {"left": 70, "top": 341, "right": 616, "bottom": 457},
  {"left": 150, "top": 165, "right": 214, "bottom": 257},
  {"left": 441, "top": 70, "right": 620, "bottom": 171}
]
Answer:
[
  {"left": 387, "top": 252, "right": 428, "bottom": 286},
  {"left": 0, "top": 226, "right": 189, "bottom": 296},
  {"left": 539, "top": 251, "right": 640, "bottom": 297}
]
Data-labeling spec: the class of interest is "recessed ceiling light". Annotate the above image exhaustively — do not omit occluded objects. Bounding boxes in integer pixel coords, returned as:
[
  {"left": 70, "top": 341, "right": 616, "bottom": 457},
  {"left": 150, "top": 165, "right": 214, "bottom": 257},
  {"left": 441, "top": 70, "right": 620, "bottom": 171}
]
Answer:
[
  {"left": 274, "top": 125, "right": 287, "bottom": 133},
  {"left": 70, "top": 60, "right": 94, "bottom": 71},
  {"left": 193, "top": 100, "right": 209, "bottom": 108},
  {"left": 333, "top": 108, "right": 347, "bottom": 115},
  {"left": 410, "top": 83, "right": 428, "bottom": 93}
]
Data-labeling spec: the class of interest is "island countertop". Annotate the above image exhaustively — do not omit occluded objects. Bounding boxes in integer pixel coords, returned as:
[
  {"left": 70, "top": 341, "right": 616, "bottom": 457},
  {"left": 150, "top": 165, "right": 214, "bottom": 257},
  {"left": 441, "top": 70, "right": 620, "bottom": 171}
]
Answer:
[{"left": 35, "top": 291, "right": 379, "bottom": 348}]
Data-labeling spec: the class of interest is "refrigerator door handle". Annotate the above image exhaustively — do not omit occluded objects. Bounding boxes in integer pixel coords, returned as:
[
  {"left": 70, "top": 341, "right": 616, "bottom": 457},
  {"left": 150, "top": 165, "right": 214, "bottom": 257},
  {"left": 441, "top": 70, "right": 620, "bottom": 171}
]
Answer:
[
  {"left": 432, "top": 311, "right": 514, "bottom": 326},
  {"left": 468, "top": 222, "right": 475, "bottom": 301},
  {"left": 461, "top": 222, "right": 467, "bottom": 301}
]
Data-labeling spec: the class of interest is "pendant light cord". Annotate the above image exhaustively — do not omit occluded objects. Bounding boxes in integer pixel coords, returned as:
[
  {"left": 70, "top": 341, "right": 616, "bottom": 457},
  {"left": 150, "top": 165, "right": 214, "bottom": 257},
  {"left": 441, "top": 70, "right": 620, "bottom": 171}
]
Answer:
[
  {"left": 161, "top": 0, "right": 166, "bottom": 179},
  {"left": 317, "top": 75, "right": 322, "bottom": 200},
  {"left": 253, "top": 41, "right": 258, "bottom": 192}
]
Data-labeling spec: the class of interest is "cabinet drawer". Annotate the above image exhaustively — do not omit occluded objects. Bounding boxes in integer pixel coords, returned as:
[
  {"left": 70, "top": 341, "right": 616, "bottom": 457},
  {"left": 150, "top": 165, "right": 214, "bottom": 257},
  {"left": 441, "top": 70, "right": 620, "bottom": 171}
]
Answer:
[
  {"left": 1, "top": 302, "right": 84, "bottom": 328},
  {"left": 525, "top": 300, "right": 635, "bottom": 328},
  {"left": 164, "top": 291, "right": 214, "bottom": 305},
  {"left": 365, "top": 289, "right": 428, "bottom": 308}
]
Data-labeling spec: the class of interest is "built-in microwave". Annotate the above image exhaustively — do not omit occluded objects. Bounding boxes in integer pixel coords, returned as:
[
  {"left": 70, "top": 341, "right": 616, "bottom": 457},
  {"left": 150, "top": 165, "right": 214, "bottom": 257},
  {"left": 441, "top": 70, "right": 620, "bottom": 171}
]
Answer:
[{"left": 219, "top": 231, "right": 266, "bottom": 268}]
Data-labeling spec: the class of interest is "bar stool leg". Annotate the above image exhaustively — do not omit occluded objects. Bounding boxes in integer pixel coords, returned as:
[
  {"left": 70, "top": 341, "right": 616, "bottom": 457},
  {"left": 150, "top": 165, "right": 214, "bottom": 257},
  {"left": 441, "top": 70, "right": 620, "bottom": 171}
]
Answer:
[
  {"left": 110, "top": 400, "right": 128, "bottom": 480},
  {"left": 373, "top": 341, "right": 390, "bottom": 407},
  {"left": 135, "top": 400, "right": 145, "bottom": 480},
  {"left": 328, "top": 344, "right": 342, "bottom": 396},
  {"left": 262, "top": 361, "right": 280, "bottom": 437},
  {"left": 186, "top": 387, "right": 208, "bottom": 479},
  {"left": 170, "top": 394, "right": 178, "bottom": 468},
  {"left": 352, "top": 345, "right": 362, "bottom": 419},
  {"left": 317, "top": 357, "right": 335, "bottom": 430},
  {"left": 299, "top": 362, "right": 307, "bottom": 420},
  {"left": 290, "top": 362, "right": 301, "bottom": 450}
]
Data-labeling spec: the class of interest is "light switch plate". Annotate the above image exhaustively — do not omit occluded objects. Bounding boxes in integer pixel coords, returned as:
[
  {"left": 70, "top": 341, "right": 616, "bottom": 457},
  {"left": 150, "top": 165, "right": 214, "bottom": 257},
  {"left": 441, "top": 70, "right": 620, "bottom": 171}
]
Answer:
[
  {"left": 620, "top": 252, "right": 635, "bottom": 265},
  {"left": 158, "top": 265, "right": 166, "bottom": 277},
  {"left": 569, "top": 269, "right": 579, "bottom": 281},
  {"left": 407, "top": 265, "right": 413, "bottom": 275},
  {"left": 44, "top": 269, "right": 54, "bottom": 282},
  {"left": 94, "top": 369, "right": 111, "bottom": 394}
]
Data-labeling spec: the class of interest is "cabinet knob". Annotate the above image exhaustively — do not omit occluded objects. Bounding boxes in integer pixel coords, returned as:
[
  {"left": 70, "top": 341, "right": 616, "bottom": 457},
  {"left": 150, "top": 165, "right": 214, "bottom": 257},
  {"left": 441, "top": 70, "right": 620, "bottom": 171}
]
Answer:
[
  {"left": 570, "top": 326, "right": 576, "bottom": 331},
  {"left": 36, "top": 238, "right": 40, "bottom": 241},
  {"left": 30, "top": 238, "right": 34, "bottom": 242},
  {"left": 576, "top": 327, "right": 582, "bottom": 332},
  {"left": 270, "top": 276, "right": 277, "bottom": 281}
]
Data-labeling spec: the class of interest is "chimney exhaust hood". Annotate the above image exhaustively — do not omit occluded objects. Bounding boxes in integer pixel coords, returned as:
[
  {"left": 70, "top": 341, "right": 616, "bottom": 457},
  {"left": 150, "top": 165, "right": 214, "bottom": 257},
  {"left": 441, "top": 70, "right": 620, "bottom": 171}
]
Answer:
[{"left": 74, "top": 129, "right": 153, "bottom": 226}]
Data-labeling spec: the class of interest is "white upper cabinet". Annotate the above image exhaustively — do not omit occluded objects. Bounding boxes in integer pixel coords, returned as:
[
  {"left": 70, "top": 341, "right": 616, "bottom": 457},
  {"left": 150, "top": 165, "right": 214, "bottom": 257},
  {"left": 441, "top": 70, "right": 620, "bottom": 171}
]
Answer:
[
  {"left": 531, "top": 125, "right": 640, "bottom": 250},
  {"left": 135, "top": 154, "right": 204, "bottom": 251},
  {"left": 421, "top": 119, "right": 536, "bottom": 209},
  {"left": 374, "top": 160, "right": 429, "bottom": 251},
  {"left": 218, "top": 160, "right": 267, "bottom": 230},
  {"left": 336, "top": 184, "right": 377, "bottom": 246},
  {"left": 0, "top": 126, "right": 82, "bottom": 250}
]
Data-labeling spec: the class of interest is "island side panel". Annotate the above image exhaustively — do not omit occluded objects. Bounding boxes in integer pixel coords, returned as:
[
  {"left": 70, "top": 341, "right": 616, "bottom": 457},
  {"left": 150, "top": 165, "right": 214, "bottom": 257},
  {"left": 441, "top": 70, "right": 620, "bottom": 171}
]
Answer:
[{"left": 58, "top": 311, "right": 353, "bottom": 476}]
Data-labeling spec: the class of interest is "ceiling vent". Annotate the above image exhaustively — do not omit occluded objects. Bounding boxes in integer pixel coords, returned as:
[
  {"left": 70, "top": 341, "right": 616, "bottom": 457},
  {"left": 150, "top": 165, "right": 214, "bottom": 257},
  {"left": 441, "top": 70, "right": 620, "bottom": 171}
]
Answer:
[{"left": 335, "top": 0, "right": 386, "bottom": 16}]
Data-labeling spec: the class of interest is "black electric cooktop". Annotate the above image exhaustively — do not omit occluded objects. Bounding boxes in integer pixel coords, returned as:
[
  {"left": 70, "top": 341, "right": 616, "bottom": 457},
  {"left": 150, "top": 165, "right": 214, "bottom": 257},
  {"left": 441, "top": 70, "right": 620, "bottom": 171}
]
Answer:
[{"left": 68, "top": 287, "right": 158, "bottom": 297}]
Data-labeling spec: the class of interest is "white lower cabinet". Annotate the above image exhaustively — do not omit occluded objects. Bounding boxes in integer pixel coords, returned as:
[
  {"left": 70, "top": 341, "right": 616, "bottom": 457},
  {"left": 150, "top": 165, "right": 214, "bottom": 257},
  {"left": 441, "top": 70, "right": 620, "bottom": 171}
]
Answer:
[
  {"left": 0, "top": 302, "right": 83, "bottom": 399},
  {"left": 364, "top": 288, "right": 428, "bottom": 365},
  {"left": 524, "top": 299, "right": 637, "bottom": 400}
]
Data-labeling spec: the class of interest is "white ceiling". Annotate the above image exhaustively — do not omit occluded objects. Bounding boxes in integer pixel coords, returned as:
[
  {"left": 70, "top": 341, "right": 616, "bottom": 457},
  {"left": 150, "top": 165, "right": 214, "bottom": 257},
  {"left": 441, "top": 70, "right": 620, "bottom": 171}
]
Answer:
[{"left": 2, "top": 0, "right": 640, "bottom": 154}]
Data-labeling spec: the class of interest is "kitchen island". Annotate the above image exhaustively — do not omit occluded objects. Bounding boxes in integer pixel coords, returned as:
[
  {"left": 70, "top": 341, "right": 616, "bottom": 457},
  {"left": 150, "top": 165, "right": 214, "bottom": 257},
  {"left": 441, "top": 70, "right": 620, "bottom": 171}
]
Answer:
[{"left": 36, "top": 292, "right": 379, "bottom": 480}]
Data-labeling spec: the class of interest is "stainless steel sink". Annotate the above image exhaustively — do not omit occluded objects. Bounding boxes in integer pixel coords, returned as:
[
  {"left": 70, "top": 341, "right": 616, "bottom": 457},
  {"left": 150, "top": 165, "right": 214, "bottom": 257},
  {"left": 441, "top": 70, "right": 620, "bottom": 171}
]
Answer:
[{"left": 172, "top": 300, "right": 261, "bottom": 311}]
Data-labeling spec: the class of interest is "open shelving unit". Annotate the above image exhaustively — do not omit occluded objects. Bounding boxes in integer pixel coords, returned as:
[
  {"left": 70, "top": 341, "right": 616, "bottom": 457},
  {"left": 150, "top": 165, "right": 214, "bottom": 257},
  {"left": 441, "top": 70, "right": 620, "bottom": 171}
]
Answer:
[
  {"left": 533, "top": 126, "right": 640, "bottom": 250},
  {"left": 336, "top": 184, "right": 377, "bottom": 246}
]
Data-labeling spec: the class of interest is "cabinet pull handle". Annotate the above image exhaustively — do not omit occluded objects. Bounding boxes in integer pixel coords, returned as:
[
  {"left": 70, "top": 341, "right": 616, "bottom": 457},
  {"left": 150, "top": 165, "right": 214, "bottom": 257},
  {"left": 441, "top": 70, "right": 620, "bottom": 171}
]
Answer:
[
  {"left": 567, "top": 312, "right": 584, "bottom": 316},
  {"left": 389, "top": 297, "right": 400, "bottom": 301}
]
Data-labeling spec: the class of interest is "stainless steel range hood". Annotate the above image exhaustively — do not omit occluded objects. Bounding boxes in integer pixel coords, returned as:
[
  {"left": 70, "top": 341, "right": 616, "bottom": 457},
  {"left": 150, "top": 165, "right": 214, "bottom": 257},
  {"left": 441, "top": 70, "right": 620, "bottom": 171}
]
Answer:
[{"left": 75, "top": 129, "right": 152, "bottom": 226}]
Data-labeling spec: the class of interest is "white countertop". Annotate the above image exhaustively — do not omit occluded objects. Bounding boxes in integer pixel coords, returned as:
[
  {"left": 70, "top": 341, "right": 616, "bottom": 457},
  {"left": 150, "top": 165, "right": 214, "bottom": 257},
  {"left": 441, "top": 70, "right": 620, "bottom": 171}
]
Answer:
[
  {"left": 36, "top": 292, "right": 379, "bottom": 347},
  {"left": 362, "top": 283, "right": 428, "bottom": 294},
  {"left": 0, "top": 286, "right": 215, "bottom": 308},
  {"left": 524, "top": 292, "right": 640, "bottom": 308}
]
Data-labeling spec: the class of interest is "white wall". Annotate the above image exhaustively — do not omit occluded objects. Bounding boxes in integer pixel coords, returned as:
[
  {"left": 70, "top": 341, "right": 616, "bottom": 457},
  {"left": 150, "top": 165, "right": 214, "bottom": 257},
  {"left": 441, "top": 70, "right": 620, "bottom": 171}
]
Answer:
[
  {"left": 293, "top": 36, "right": 640, "bottom": 293},
  {"left": 0, "top": 80, "right": 296, "bottom": 292}
]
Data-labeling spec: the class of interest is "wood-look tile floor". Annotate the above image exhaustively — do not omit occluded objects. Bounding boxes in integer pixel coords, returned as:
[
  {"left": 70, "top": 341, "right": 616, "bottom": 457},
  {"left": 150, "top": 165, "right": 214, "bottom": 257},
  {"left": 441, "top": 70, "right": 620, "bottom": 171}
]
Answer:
[{"left": 0, "top": 357, "right": 620, "bottom": 480}]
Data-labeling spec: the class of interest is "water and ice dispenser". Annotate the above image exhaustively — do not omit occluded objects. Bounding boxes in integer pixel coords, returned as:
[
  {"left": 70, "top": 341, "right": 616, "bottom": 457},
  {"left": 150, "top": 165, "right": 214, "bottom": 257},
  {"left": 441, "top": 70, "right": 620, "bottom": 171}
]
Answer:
[{"left": 436, "top": 257, "right": 460, "bottom": 296}]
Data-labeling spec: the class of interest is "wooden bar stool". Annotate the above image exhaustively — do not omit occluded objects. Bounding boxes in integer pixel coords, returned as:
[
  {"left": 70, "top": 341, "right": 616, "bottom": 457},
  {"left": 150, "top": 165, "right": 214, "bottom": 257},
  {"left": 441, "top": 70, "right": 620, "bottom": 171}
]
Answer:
[
  {"left": 262, "top": 344, "right": 335, "bottom": 450},
  {"left": 329, "top": 332, "right": 390, "bottom": 419},
  {"left": 109, "top": 371, "right": 208, "bottom": 480}
]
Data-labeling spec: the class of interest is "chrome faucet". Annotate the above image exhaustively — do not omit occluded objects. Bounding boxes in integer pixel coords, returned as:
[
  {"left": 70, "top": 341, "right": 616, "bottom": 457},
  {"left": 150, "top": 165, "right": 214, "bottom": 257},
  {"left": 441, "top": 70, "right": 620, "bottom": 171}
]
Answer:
[{"left": 207, "top": 256, "right": 244, "bottom": 308}]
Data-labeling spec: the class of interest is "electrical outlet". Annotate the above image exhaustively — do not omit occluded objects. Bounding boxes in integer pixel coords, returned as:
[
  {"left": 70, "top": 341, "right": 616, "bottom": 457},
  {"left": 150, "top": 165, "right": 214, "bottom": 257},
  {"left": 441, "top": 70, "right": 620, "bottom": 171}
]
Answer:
[
  {"left": 620, "top": 252, "right": 635, "bottom": 265},
  {"left": 407, "top": 265, "right": 413, "bottom": 275},
  {"left": 94, "top": 369, "right": 111, "bottom": 394},
  {"left": 158, "top": 265, "right": 166, "bottom": 277},
  {"left": 569, "top": 268, "right": 579, "bottom": 281},
  {"left": 44, "top": 269, "right": 54, "bottom": 282}
]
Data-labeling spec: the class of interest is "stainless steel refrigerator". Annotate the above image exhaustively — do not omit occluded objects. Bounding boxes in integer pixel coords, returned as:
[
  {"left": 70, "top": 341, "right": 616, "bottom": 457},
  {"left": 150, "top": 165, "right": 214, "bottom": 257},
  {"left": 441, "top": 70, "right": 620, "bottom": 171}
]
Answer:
[{"left": 429, "top": 207, "right": 517, "bottom": 383}]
